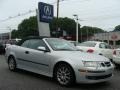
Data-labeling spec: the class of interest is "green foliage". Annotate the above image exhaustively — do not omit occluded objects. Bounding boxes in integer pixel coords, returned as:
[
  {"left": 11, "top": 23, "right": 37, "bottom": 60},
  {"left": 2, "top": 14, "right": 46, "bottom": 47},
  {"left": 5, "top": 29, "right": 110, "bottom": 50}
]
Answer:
[
  {"left": 50, "top": 17, "right": 80, "bottom": 36},
  {"left": 14, "top": 16, "right": 39, "bottom": 38},
  {"left": 11, "top": 29, "right": 18, "bottom": 38},
  {"left": 81, "top": 26, "right": 105, "bottom": 35},
  {"left": 114, "top": 25, "right": 120, "bottom": 31},
  {"left": 11, "top": 16, "right": 105, "bottom": 39}
]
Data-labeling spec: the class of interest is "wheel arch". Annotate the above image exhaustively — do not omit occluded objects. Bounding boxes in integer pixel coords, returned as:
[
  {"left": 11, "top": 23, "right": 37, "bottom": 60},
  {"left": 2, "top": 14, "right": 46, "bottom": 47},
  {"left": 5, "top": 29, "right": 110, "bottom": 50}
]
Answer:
[{"left": 53, "top": 61, "right": 76, "bottom": 80}]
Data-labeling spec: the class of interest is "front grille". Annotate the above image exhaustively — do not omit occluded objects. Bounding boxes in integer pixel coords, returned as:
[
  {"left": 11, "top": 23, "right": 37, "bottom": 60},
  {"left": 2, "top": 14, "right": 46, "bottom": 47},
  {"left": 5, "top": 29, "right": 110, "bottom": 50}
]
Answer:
[
  {"left": 86, "top": 74, "right": 112, "bottom": 80},
  {"left": 101, "top": 62, "right": 111, "bottom": 67},
  {"left": 87, "top": 70, "right": 105, "bottom": 73}
]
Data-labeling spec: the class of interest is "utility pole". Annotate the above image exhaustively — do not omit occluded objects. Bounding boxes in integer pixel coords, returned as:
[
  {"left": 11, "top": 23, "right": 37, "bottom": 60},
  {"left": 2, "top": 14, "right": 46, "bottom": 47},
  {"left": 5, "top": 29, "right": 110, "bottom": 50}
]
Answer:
[{"left": 56, "top": 0, "right": 60, "bottom": 37}]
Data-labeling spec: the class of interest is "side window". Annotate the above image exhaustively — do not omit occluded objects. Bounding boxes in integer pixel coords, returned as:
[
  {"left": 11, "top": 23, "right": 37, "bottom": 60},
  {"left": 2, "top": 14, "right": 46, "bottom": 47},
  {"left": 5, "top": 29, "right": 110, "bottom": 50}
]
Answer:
[
  {"left": 99, "top": 43, "right": 111, "bottom": 49},
  {"left": 28, "top": 39, "right": 48, "bottom": 50},
  {"left": 99, "top": 43, "right": 106, "bottom": 49},
  {"left": 21, "top": 40, "right": 30, "bottom": 48}
]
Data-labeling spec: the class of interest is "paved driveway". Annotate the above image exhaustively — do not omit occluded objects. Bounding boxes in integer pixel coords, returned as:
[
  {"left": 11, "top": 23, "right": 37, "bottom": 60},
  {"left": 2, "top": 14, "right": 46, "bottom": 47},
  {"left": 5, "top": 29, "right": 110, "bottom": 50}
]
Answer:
[{"left": 0, "top": 55, "right": 120, "bottom": 90}]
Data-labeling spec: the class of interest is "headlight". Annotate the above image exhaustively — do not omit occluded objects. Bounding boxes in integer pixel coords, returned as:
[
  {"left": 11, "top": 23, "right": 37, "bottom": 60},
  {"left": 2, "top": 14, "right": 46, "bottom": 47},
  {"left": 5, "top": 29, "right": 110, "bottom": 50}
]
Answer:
[{"left": 83, "top": 61, "right": 101, "bottom": 67}]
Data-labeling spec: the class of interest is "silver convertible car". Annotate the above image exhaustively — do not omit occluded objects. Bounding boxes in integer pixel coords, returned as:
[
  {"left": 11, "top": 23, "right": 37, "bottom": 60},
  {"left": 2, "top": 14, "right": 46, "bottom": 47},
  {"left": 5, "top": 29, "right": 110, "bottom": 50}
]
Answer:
[{"left": 5, "top": 36, "right": 114, "bottom": 86}]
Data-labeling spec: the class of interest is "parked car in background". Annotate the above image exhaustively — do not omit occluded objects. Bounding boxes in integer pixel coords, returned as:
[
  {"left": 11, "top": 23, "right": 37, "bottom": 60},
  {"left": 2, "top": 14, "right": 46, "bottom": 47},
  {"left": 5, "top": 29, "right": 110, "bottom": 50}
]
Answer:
[
  {"left": 5, "top": 37, "right": 114, "bottom": 86},
  {"left": 5, "top": 39, "right": 21, "bottom": 45},
  {"left": 0, "top": 43, "right": 5, "bottom": 54},
  {"left": 4, "top": 39, "right": 21, "bottom": 48},
  {"left": 68, "top": 40, "right": 77, "bottom": 46},
  {"left": 113, "top": 48, "right": 120, "bottom": 66},
  {"left": 76, "top": 41, "right": 113, "bottom": 60}
]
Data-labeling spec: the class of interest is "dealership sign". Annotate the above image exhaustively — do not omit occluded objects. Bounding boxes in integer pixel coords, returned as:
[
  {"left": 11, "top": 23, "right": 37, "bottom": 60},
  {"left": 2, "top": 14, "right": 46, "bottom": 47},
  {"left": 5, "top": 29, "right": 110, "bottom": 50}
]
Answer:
[
  {"left": 38, "top": 2, "right": 54, "bottom": 23},
  {"left": 111, "top": 34, "right": 118, "bottom": 40}
]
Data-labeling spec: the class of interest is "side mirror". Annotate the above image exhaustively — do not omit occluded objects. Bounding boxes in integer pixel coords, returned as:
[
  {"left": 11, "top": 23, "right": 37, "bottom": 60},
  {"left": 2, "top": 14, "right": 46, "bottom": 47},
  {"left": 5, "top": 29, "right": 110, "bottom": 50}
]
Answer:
[{"left": 37, "top": 46, "right": 49, "bottom": 52}]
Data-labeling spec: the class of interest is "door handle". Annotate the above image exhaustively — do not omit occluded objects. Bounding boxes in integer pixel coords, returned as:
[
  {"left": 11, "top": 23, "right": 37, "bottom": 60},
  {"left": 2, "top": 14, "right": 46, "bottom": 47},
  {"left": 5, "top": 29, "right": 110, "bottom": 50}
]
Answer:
[{"left": 25, "top": 51, "right": 29, "bottom": 54}]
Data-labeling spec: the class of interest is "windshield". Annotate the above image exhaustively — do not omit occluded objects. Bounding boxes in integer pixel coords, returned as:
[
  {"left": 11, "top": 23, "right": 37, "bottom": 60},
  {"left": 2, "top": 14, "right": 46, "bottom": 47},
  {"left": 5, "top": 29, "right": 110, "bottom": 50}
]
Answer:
[{"left": 45, "top": 38, "right": 78, "bottom": 51}]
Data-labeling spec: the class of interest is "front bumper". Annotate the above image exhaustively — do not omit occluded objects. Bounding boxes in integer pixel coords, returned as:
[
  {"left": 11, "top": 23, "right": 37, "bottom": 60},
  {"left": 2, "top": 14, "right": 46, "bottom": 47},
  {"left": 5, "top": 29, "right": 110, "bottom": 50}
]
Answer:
[{"left": 75, "top": 66, "right": 114, "bottom": 84}]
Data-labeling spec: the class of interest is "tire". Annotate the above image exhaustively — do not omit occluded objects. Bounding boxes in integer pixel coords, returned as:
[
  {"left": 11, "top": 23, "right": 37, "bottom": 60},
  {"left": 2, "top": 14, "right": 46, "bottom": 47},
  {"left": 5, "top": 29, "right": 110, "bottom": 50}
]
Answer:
[
  {"left": 54, "top": 63, "right": 75, "bottom": 86},
  {"left": 114, "top": 62, "right": 120, "bottom": 69},
  {"left": 8, "top": 56, "right": 17, "bottom": 71}
]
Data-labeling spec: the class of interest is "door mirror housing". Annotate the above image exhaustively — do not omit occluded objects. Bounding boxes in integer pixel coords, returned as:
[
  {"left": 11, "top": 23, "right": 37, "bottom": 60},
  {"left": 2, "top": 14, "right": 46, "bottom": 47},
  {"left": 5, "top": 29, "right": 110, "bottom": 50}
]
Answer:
[{"left": 37, "top": 46, "right": 49, "bottom": 52}]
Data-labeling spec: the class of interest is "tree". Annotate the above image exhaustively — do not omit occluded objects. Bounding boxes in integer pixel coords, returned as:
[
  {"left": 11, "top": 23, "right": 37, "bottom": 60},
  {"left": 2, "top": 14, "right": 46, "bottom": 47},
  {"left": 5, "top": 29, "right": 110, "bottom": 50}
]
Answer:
[
  {"left": 11, "top": 16, "right": 104, "bottom": 41},
  {"left": 17, "top": 16, "right": 39, "bottom": 38},
  {"left": 11, "top": 29, "right": 18, "bottom": 38},
  {"left": 50, "top": 17, "right": 80, "bottom": 37},
  {"left": 80, "top": 26, "right": 105, "bottom": 41},
  {"left": 114, "top": 25, "right": 120, "bottom": 31},
  {"left": 12, "top": 16, "right": 80, "bottom": 38},
  {"left": 81, "top": 26, "right": 104, "bottom": 35}
]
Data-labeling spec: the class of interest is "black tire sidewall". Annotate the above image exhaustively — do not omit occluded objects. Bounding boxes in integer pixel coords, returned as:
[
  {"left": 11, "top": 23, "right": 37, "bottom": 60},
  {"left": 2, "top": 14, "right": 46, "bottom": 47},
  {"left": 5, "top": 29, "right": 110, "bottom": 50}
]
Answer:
[{"left": 8, "top": 57, "right": 16, "bottom": 71}]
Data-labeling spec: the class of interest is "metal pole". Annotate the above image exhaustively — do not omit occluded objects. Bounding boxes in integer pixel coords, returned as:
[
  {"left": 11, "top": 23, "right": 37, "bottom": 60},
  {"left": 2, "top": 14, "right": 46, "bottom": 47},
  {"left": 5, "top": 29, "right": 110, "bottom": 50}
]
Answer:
[
  {"left": 57, "top": 0, "right": 59, "bottom": 19},
  {"left": 73, "top": 15, "right": 79, "bottom": 43},
  {"left": 10, "top": 28, "right": 11, "bottom": 40},
  {"left": 76, "top": 16, "right": 78, "bottom": 43},
  {"left": 102, "top": 33, "right": 104, "bottom": 42},
  {"left": 56, "top": 0, "right": 60, "bottom": 37},
  {"left": 81, "top": 27, "right": 82, "bottom": 42},
  {"left": 7, "top": 27, "right": 11, "bottom": 40},
  {"left": 36, "top": 9, "right": 40, "bottom": 36},
  {"left": 113, "top": 40, "right": 116, "bottom": 48},
  {"left": 73, "top": 15, "right": 78, "bottom": 43},
  {"left": 108, "top": 32, "right": 109, "bottom": 44}
]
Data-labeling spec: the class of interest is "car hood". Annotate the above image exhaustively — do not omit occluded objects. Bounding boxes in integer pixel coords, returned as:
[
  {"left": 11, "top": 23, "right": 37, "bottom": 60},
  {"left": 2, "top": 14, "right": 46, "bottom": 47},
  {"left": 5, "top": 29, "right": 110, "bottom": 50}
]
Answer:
[{"left": 52, "top": 51, "right": 109, "bottom": 62}]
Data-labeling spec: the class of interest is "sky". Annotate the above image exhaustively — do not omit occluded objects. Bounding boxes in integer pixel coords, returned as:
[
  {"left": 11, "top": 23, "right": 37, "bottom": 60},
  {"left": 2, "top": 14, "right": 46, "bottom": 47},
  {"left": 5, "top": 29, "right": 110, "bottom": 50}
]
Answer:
[{"left": 0, "top": 0, "right": 120, "bottom": 33}]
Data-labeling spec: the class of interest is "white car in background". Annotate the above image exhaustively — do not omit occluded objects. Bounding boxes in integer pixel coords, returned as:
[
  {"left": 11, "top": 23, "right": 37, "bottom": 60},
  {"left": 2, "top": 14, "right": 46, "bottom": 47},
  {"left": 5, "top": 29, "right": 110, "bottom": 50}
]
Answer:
[
  {"left": 113, "top": 48, "right": 120, "bottom": 66},
  {"left": 76, "top": 41, "right": 113, "bottom": 60}
]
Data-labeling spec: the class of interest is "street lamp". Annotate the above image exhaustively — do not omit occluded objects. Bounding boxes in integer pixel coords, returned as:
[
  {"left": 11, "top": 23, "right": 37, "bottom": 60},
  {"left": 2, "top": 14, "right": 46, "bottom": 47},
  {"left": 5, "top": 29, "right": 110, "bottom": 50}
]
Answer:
[
  {"left": 7, "top": 27, "right": 11, "bottom": 40},
  {"left": 73, "top": 14, "right": 79, "bottom": 43}
]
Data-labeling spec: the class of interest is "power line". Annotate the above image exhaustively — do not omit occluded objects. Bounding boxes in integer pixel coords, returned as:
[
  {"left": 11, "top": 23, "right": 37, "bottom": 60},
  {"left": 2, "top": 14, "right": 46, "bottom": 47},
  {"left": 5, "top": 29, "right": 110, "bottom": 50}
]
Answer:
[
  {"left": 0, "top": 0, "right": 90, "bottom": 23},
  {"left": 0, "top": 0, "right": 119, "bottom": 28},
  {"left": 0, "top": 9, "right": 36, "bottom": 23}
]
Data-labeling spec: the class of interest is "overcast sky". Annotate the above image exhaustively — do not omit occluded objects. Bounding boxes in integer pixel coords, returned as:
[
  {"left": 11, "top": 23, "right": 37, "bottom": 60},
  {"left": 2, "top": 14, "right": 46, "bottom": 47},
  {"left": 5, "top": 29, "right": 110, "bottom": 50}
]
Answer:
[{"left": 0, "top": 0, "right": 120, "bottom": 33}]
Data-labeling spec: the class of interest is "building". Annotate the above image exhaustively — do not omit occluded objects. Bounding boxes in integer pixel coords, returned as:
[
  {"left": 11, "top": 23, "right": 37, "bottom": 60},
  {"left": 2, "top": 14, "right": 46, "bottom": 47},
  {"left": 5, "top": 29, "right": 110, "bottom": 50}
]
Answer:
[
  {"left": 0, "top": 33, "right": 10, "bottom": 43},
  {"left": 92, "top": 31, "right": 120, "bottom": 48}
]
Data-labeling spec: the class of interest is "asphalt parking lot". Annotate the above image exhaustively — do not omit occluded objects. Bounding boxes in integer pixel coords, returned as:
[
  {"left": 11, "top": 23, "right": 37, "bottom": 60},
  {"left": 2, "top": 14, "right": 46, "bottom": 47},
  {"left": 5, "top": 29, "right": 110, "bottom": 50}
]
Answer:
[{"left": 0, "top": 55, "right": 120, "bottom": 90}]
